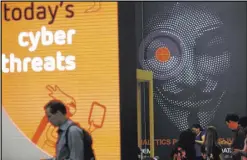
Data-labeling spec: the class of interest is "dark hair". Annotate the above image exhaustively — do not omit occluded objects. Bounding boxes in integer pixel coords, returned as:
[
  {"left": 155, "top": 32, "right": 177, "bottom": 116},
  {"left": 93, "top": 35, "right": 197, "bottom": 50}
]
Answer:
[
  {"left": 238, "top": 116, "right": 247, "bottom": 128},
  {"left": 225, "top": 113, "right": 239, "bottom": 122},
  {"left": 191, "top": 124, "right": 203, "bottom": 131},
  {"left": 179, "top": 129, "right": 196, "bottom": 144},
  {"left": 44, "top": 100, "right": 67, "bottom": 115},
  {"left": 175, "top": 129, "right": 196, "bottom": 159},
  {"left": 203, "top": 126, "right": 219, "bottom": 156}
]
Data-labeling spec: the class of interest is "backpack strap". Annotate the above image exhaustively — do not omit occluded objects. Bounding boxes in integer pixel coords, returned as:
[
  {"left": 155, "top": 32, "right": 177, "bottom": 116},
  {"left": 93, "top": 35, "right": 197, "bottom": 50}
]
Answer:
[
  {"left": 65, "top": 124, "right": 74, "bottom": 148},
  {"left": 64, "top": 123, "right": 85, "bottom": 159},
  {"left": 65, "top": 123, "right": 84, "bottom": 148}
]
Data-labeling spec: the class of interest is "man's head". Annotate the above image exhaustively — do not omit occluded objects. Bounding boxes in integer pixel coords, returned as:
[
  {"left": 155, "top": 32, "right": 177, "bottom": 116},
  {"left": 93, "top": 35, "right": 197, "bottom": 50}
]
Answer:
[
  {"left": 238, "top": 116, "right": 247, "bottom": 135},
  {"left": 225, "top": 113, "right": 239, "bottom": 130},
  {"left": 191, "top": 124, "right": 203, "bottom": 135},
  {"left": 44, "top": 100, "right": 67, "bottom": 127}
]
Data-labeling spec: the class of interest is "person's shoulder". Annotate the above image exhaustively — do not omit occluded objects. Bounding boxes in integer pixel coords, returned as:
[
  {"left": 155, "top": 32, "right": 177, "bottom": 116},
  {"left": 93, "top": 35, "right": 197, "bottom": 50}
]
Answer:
[
  {"left": 201, "top": 130, "right": 206, "bottom": 135},
  {"left": 68, "top": 124, "right": 83, "bottom": 134},
  {"left": 199, "top": 130, "right": 206, "bottom": 137}
]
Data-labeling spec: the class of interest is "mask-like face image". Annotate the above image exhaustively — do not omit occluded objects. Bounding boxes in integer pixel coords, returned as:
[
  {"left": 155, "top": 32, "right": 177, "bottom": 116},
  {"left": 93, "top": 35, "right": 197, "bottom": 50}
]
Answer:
[{"left": 139, "top": 3, "right": 231, "bottom": 131}]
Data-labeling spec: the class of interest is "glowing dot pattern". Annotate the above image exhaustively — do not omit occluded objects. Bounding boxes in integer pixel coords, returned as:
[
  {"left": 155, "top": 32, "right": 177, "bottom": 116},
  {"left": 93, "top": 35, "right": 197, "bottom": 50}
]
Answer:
[{"left": 138, "top": 3, "right": 231, "bottom": 131}]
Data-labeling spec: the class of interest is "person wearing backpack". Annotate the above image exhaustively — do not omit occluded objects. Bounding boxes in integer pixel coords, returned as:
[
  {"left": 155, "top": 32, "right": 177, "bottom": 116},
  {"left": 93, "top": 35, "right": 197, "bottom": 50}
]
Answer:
[
  {"left": 191, "top": 124, "right": 206, "bottom": 160},
  {"left": 44, "top": 100, "right": 95, "bottom": 160}
]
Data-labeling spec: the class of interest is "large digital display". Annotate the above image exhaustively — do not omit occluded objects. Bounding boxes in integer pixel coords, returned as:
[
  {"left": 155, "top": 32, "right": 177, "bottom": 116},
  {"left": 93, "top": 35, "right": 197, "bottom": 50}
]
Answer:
[
  {"left": 2, "top": 2, "right": 120, "bottom": 159},
  {"left": 136, "top": 2, "right": 246, "bottom": 159}
]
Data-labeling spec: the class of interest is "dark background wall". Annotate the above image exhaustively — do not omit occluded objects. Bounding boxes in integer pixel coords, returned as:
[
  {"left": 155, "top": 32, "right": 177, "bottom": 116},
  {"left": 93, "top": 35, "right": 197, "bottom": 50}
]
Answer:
[
  {"left": 136, "top": 2, "right": 246, "bottom": 159},
  {"left": 118, "top": 2, "right": 138, "bottom": 160}
]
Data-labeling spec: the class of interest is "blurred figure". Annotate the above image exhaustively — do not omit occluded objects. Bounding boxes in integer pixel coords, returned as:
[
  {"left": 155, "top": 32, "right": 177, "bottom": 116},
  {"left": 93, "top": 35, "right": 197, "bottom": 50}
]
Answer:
[
  {"left": 201, "top": 126, "right": 223, "bottom": 160},
  {"left": 232, "top": 116, "right": 247, "bottom": 159},
  {"left": 225, "top": 114, "right": 245, "bottom": 160},
  {"left": 171, "top": 129, "right": 196, "bottom": 160},
  {"left": 192, "top": 124, "right": 206, "bottom": 160}
]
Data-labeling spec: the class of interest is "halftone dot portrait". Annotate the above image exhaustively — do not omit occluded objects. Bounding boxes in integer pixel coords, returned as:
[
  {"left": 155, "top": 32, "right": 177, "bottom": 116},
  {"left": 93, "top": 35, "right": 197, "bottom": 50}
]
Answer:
[
  {"left": 139, "top": 2, "right": 231, "bottom": 131},
  {"left": 137, "top": 3, "right": 246, "bottom": 159}
]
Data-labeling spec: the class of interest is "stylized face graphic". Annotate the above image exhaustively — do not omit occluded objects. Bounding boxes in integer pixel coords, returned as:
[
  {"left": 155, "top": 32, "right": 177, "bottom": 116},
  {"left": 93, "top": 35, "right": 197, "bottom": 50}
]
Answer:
[{"left": 139, "top": 3, "right": 231, "bottom": 131}]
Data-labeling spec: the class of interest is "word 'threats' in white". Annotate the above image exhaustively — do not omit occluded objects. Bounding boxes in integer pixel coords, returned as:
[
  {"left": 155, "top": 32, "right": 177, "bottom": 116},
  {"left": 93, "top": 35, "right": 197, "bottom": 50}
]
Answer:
[
  {"left": 2, "top": 51, "right": 76, "bottom": 73},
  {"left": 18, "top": 26, "right": 76, "bottom": 52}
]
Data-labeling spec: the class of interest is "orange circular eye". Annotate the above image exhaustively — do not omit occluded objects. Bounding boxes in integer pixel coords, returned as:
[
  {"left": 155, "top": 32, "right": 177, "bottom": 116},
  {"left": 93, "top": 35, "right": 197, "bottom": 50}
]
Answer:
[{"left": 155, "top": 47, "right": 171, "bottom": 62}]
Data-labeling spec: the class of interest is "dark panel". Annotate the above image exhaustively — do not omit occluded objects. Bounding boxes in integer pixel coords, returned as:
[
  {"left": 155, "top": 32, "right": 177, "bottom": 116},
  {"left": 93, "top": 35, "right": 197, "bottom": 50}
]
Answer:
[
  {"left": 118, "top": 2, "right": 138, "bottom": 160},
  {"left": 136, "top": 2, "right": 247, "bottom": 159}
]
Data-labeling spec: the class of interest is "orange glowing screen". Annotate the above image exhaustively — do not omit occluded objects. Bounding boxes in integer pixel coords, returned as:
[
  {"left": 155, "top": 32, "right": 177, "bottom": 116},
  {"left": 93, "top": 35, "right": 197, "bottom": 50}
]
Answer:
[{"left": 2, "top": 2, "right": 120, "bottom": 159}]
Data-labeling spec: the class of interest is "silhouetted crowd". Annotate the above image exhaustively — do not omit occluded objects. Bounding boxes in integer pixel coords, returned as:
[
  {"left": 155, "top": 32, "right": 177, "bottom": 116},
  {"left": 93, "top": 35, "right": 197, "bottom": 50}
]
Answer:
[{"left": 171, "top": 114, "right": 247, "bottom": 160}]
